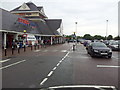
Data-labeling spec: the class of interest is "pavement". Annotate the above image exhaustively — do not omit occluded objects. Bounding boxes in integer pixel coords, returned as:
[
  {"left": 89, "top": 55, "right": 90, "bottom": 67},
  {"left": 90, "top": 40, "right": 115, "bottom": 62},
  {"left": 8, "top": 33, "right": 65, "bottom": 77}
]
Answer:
[{"left": 1, "top": 43, "right": 119, "bottom": 89}]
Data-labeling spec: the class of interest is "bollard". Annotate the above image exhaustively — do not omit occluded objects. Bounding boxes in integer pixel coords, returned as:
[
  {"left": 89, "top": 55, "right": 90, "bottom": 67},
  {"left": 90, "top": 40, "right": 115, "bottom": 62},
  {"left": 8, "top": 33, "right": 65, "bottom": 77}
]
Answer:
[
  {"left": 4, "top": 48, "right": 7, "bottom": 56},
  {"left": 31, "top": 45, "right": 32, "bottom": 50},
  {"left": 24, "top": 45, "right": 26, "bottom": 52},
  {"left": 38, "top": 44, "right": 39, "bottom": 49},
  {"left": 73, "top": 44, "right": 76, "bottom": 51},
  {"left": 12, "top": 46, "right": 14, "bottom": 55},
  {"left": 18, "top": 47, "right": 20, "bottom": 53},
  {"left": 17, "top": 45, "right": 20, "bottom": 54},
  {"left": 34, "top": 45, "right": 36, "bottom": 50}
]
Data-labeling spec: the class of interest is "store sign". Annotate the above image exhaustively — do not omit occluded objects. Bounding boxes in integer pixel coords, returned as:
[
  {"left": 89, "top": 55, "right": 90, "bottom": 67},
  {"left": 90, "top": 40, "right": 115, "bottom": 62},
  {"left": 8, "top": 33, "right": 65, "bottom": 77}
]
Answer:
[
  {"left": 18, "top": 18, "right": 30, "bottom": 26},
  {"left": 17, "top": 18, "right": 36, "bottom": 28},
  {"left": 30, "top": 22, "right": 36, "bottom": 28}
]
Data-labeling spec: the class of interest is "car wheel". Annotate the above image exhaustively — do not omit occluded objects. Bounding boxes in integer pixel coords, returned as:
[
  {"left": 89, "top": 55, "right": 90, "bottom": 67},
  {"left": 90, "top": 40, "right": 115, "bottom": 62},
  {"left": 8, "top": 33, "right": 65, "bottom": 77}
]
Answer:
[
  {"left": 108, "top": 55, "right": 112, "bottom": 58},
  {"left": 90, "top": 53, "right": 95, "bottom": 57}
]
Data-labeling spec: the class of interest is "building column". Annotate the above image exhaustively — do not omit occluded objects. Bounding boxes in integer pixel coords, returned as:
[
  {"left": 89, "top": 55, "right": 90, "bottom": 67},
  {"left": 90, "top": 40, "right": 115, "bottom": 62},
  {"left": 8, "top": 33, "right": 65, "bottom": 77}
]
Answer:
[
  {"left": 39, "top": 36, "right": 41, "bottom": 40},
  {"left": 51, "top": 36, "right": 53, "bottom": 45},
  {"left": 4, "top": 33, "right": 7, "bottom": 49}
]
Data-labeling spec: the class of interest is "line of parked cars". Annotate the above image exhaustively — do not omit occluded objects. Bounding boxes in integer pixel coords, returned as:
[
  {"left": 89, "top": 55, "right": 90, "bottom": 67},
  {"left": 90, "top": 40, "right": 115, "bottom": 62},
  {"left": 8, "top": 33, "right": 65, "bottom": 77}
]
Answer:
[{"left": 80, "top": 39, "right": 119, "bottom": 58}]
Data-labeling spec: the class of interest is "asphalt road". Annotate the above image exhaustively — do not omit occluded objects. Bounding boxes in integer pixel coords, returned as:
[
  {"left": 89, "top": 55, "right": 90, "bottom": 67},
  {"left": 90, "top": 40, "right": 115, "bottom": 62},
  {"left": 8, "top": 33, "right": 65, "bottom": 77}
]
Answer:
[{"left": 1, "top": 43, "right": 119, "bottom": 89}]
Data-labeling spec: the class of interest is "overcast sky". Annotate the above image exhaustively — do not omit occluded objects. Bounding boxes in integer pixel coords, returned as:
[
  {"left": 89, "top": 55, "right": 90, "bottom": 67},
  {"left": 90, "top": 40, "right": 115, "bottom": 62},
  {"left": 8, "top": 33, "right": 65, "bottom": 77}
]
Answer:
[{"left": 0, "top": 0, "right": 119, "bottom": 36}]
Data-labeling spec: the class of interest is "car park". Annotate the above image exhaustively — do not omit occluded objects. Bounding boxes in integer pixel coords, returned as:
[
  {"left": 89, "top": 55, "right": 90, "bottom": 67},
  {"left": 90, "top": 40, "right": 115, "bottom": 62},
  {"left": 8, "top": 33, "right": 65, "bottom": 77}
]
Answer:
[{"left": 87, "top": 42, "right": 112, "bottom": 58}]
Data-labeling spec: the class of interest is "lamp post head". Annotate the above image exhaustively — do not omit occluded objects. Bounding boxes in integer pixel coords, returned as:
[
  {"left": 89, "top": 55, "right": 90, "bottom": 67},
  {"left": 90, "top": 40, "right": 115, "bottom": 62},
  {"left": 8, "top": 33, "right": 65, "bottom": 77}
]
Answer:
[{"left": 75, "top": 22, "right": 77, "bottom": 24}]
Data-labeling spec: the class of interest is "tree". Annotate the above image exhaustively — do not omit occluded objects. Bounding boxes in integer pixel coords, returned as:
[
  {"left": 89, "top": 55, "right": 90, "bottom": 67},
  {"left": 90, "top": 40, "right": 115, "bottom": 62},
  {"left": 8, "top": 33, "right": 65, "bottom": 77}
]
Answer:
[
  {"left": 83, "top": 34, "right": 93, "bottom": 40},
  {"left": 93, "top": 35, "right": 104, "bottom": 40},
  {"left": 107, "top": 35, "right": 113, "bottom": 40},
  {"left": 114, "top": 36, "right": 120, "bottom": 40}
]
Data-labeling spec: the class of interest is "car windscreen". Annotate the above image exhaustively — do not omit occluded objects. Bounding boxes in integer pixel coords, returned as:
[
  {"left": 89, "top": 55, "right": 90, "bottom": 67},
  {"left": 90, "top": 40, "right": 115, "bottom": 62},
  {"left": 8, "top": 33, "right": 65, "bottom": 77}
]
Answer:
[{"left": 92, "top": 42, "right": 107, "bottom": 47}]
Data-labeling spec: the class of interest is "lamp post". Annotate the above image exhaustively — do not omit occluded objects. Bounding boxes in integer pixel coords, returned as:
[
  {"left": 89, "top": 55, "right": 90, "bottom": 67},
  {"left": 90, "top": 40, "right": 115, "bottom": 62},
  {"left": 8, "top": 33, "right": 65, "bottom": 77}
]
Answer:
[
  {"left": 106, "top": 20, "right": 108, "bottom": 40},
  {"left": 75, "top": 22, "right": 78, "bottom": 34}
]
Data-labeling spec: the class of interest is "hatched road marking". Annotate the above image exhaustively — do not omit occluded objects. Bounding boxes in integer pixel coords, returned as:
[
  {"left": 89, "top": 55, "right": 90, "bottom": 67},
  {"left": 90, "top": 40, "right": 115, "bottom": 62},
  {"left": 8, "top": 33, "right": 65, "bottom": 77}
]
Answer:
[
  {"left": 0, "top": 59, "right": 11, "bottom": 63},
  {"left": 0, "top": 60, "right": 26, "bottom": 70}
]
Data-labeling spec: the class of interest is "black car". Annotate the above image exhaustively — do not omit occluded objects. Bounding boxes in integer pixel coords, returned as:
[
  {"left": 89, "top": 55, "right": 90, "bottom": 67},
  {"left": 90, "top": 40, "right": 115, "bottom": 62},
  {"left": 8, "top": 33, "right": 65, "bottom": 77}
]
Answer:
[{"left": 87, "top": 42, "right": 112, "bottom": 58}]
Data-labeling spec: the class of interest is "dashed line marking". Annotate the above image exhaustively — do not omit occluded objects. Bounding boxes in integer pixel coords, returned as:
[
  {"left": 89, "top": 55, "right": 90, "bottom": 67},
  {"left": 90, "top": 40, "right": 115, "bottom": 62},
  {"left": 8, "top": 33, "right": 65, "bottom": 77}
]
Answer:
[
  {"left": 47, "top": 71, "right": 53, "bottom": 77},
  {"left": 57, "top": 63, "right": 60, "bottom": 66},
  {"left": 59, "top": 60, "right": 62, "bottom": 63},
  {"left": 52, "top": 67, "right": 57, "bottom": 71},
  {"left": 0, "top": 59, "right": 11, "bottom": 63},
  {"left": 40, "top": 78, "right": 48, "bottom": 85},
  {"left": 0, "top": 60, "right": 26, "bottom": 70},
  {"left": 39, "top": 51, "right": 70, "bottom": 86}
]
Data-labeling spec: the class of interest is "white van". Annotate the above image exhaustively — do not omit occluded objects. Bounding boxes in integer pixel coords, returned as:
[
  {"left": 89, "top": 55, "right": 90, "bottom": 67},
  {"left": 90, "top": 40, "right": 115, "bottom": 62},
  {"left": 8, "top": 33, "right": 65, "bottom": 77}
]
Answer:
[{"left": 26, "top": 34, "right": 37, "bottom": 45}]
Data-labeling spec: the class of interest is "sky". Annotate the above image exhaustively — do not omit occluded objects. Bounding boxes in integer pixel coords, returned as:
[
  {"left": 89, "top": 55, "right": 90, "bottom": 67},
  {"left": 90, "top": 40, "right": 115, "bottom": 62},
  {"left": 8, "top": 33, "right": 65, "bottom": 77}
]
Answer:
[{"left": 0, "top": 0, "right": 119, "bottom": 37}]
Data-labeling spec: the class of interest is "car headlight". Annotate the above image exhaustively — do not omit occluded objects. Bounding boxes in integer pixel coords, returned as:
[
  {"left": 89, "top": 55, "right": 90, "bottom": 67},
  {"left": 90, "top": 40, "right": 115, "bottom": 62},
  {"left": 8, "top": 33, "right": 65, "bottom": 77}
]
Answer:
[{"left": 94, "top": 50, "right": 99, "bottom": 52}]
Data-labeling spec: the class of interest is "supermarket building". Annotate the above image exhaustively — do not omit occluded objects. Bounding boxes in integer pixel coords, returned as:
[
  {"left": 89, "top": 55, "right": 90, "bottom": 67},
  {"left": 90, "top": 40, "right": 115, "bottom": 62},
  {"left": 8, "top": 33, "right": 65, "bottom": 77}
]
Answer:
[{"left": 0, "top": 2, "right": 64, "bottom": 49}]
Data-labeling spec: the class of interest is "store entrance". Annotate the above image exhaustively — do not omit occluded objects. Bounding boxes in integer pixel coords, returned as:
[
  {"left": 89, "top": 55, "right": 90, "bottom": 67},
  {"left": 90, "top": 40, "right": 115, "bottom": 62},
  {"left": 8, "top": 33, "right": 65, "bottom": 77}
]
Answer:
[{"left": 7, "top": 34, "right": 14, "bottom": 48}]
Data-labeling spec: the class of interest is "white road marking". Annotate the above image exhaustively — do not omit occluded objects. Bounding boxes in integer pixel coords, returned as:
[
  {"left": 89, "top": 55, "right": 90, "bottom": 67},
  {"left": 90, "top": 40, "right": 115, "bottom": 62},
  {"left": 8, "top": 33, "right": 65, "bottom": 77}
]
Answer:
[
  {"left": 52, "top": 67, "right": 57, "bottom": 71},
  {"left": 47, "top": 71, "right": 53, "bottom": 77},
  {"left": 59, "top": 60, "right": 62, "bottom": 63},
  {"left": 56, "top": 63, "right": 60, "bottom": 66},
  {"left": 49, "top": 85, "right": 116, "bottom": 89},
  {"left": 43, "top": 50, "right": 48, "bottom": 52},
  {"left": 112, "top": 56, "right": 119, "bottom": 60},
  {"left": 61, "top": 52, "right": 69, "bottom": 60},
  {"left": 40, "top": 78, "right": 48, "bottom": 85},
  {"left": 0, "top": 59, "right": 11, "bottom": 63},
  {"left": 97, "top": 65, "right": 120, "bottom": 68},
  {"left": 34, "top": 50, "right": 41, "bottom": 52},
  {"left": 61, "top": 50, "right": 67, "bottom": 52},
  {"left": 39, "top": 51, "right": 70, "bottom": 86},
  {"left": 52, "top": 50, "right": 58, "bottom": 52},
  {"left": 0, "top": 60, "right": 26, "bottom": 70}
]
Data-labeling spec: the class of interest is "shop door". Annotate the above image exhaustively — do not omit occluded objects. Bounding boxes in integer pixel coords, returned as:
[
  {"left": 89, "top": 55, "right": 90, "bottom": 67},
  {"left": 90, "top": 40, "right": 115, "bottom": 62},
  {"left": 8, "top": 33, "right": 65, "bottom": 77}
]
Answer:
[{"left": 7, "top": 34, "right": 14, "bottom": 48}]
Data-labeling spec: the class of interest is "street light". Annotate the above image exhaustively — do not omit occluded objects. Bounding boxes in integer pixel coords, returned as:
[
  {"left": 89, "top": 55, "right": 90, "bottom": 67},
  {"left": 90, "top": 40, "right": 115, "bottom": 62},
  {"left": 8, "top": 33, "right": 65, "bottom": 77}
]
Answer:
[{"left": 106, "top": 20, "right": 108, "bottom": 40}]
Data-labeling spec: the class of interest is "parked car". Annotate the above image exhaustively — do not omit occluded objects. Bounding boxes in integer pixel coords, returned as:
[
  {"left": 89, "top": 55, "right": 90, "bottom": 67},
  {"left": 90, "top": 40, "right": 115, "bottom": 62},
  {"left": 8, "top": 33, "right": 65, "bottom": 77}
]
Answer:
[
  {"left": 108, "top": 41, "right": 120, "bottom": 51},
  {"left": 103, "top": 40, "right": 109, "bottom": 45},
  {"left": 87, "top": 42, "right": 112, "bottom": 58},
  {"left": 68, "top": 39, "right": 76, "bottom": 43},
  {"left": 83, "top": 40, "right": 91, "bottom": 47}
]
